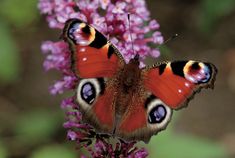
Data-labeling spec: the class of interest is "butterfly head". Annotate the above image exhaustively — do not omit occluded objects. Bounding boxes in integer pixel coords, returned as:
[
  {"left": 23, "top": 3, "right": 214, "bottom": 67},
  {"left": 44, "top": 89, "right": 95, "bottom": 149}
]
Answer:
[
  {"left": 128, "top": 54, "right": 140, "bottom": 66},
  {"left": 120, "top": 54, "right": 141, "bottom": 90}
]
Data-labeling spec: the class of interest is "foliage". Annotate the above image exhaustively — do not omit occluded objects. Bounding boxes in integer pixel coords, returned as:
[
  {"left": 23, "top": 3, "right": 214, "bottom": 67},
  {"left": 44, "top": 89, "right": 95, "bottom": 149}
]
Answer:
[
  {"left": 0, "top": 142, "right": 8, "bottom": 158},
  {"left": 0, "top": 0, "right": 38, "bottom": 27},
  {"left": 198, "top": 0, "right": 235, "bottom": 34},
  {"left": 0, "top": 21, "right": 20, "bottom": 83},
  {"left": 30, "top": 145, "right": 77, "bottom": 158},
  {"left": 148, "top": 115, "right": 228, "bottom": 158},
  {"left": 14, "top": 110, "right": 63, "bottom": 145},
  {"left": 0, "top": 0, "right": 38, "bottom": 84}
]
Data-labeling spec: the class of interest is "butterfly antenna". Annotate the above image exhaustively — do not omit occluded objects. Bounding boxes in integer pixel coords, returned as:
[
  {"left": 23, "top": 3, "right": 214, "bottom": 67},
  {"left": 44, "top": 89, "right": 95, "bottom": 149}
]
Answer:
[
  {"left": 157, "top": 33, "right": 179, "bottom": 48},
  {"left": 128, "top": 13, "right": 135, "bottom": 55},
  {"left": 106, "top": 22, "right": 110, "bottom": 40}
]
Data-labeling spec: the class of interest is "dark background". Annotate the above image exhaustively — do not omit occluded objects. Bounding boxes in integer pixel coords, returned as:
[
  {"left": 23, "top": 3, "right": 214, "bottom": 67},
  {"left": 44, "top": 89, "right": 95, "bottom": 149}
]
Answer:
[{"left": 0, "top": 0, "right": 235, "bottom": 157}]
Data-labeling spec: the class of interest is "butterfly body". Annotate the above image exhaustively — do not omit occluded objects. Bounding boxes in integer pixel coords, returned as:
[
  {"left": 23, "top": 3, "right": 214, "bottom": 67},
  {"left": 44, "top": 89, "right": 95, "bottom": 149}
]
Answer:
[{"left": 63, "top": 19, "right": 217, "bottom": 142}]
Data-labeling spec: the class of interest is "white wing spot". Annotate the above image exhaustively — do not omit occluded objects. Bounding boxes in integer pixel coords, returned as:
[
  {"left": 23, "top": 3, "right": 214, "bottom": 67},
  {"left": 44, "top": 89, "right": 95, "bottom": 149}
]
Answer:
[
  {"left": 185, "top": 82, "right": 190, "bottom": 87},
  {"left": 79, "top": 48, "right": 86, "bottom": 52},
  {"left": 178, "top": 89, "right": 182, "bottom": 93}
]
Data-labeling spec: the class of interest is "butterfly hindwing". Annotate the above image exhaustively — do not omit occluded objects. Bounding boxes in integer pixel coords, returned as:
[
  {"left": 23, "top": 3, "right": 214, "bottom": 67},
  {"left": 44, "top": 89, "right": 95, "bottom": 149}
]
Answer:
[
  {"left": 116, "top": 90, "right": 173, "bottom": 142},
  {"left": 76, "top": 77, "right": 117, "bottom": 133}
]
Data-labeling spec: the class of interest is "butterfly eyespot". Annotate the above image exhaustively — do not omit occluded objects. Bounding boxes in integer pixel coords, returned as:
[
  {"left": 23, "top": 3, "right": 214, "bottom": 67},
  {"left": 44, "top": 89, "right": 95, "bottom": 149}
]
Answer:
[
  {"left": 184, "top": 61, "right": 212, "bottom": 84},
  {"left": 191, "top": 62, "right": 200, "bottom": 70},
  {"left": 81, "top": 82, "right": 96, "bottom": 105},
  {"left": 148, "top": 104, "right": 166, "bottom": 124},
  {"left": 146, "top": 96, "right": 172, "bottom": 130},
  {"left": 67, "top": 22, "right": 91, "bottom": 46},
  {"left": 77, "top": 78, "right": 104, "bottom": 109}
]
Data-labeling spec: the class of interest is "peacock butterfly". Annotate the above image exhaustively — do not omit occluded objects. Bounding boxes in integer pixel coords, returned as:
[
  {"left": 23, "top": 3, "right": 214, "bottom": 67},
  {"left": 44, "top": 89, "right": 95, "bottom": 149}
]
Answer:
[{"left": 62, "top": 18, "right": 217, "bottom": 142}]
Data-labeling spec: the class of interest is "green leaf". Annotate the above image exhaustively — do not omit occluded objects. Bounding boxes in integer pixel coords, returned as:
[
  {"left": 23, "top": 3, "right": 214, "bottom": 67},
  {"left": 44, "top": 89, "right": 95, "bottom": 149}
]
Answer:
[
  {"left": 0, "top": 141, "right": 8, "bottom": 158},
  {"left": 30, "top": 145, "right": 77, "bottom": 158},
  {"left": 147, "top": 114, "right": 228, "bottom": 158},
  {"left": 199, "top": 0, "right": 235, "bottom": 33},
  {"left": 0, "top": 0, "right": 38, "bottom": 27},
  {"left": 15, "top": 109, "right": 63, "bottom": 145},
  {"left": 148, "top": 128, "right": 228, "bottom": 158},
  {"left": 0, "top": 21, "right": 21, "bottom": 83}
]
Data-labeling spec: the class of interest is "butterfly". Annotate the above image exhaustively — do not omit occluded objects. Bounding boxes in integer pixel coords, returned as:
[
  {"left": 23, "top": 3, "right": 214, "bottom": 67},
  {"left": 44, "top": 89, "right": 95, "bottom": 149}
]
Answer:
[{"left": 62, "top": 18, "right": 217, "bottom": 143}]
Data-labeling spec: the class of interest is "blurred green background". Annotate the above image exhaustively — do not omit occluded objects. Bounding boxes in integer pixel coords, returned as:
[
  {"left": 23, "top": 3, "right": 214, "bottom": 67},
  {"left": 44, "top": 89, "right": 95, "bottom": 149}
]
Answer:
[{"left": 0, "top": 0, "right": 235, "bottom": 157}]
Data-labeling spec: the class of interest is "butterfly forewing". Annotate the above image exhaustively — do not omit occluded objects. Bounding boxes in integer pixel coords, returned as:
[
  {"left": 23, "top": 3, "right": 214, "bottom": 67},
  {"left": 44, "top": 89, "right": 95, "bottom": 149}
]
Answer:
[
  {"left": 63, "top": 18, "right": 125, "bottom": 78},
  {"left": 143, "top": 60, "right": 217, "bottom": 109}
]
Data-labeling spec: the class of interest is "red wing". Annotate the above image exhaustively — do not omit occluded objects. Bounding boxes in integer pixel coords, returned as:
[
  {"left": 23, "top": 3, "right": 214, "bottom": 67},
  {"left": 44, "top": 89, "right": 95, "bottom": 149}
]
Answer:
[
  {"left": 76, "top": 78, "right": 117, "bottom": 134},
  {"left": 114, "top": 60, "right": 217, "bottom": 142},
  {"left": 117, "top": 93, "right": 147, "bottom": 133},
  {"left": 143, "top": 60, "right": 217, "bottom": 109},
  {"left": 116, "top": 89, "right": 173, "bottom": 142},
  {"left": 63, "top": 19, "right": 124, "bottom": 134},
  {"left": 63, "top": 18, "right": 125, "bottom": 78}
]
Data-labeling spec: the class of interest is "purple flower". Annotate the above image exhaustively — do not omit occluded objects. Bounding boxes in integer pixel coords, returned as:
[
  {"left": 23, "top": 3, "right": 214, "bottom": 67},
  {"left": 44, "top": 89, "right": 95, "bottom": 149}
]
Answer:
[
  {"left": 86, "top": 138, "right": 148, "bottom": 158},
  {"left": 38, "top": 0, "right": 164, "bottom": 157}
]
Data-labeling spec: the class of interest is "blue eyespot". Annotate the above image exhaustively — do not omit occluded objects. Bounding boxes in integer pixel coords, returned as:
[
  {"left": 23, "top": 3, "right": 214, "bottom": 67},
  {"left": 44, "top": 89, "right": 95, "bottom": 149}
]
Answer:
[
  {"left": 148, "top": 105, "right": 166, "bottom": 124},
  {"left": 68, "top": 23, "right": 80, "bottom": 40},
  {"left": 200, "top": 65, "right": 211, "bottom": 83},
  {"left": 80, "top": 82, "right": 96, "bottom": 105},
  {"left": 185, "top": 63, "right": 212, "bottom": 84}
]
